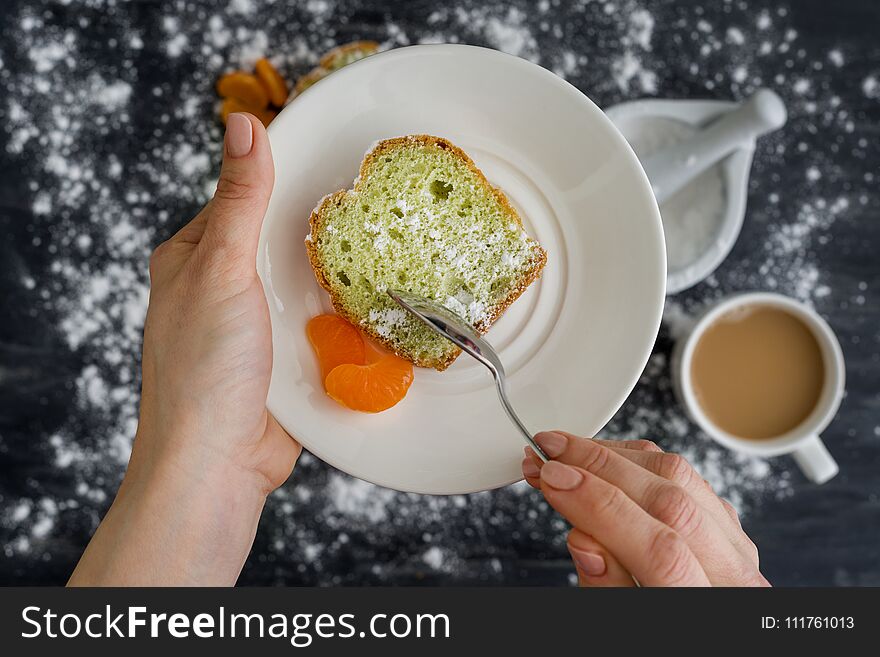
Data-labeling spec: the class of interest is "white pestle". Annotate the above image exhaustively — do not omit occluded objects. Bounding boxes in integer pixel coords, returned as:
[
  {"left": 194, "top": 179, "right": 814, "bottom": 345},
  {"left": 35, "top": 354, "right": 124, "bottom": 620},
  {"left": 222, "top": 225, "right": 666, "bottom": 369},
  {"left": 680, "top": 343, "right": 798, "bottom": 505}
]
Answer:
[{"left": 640, "top": 89, "right": 787, "bottom": 205}]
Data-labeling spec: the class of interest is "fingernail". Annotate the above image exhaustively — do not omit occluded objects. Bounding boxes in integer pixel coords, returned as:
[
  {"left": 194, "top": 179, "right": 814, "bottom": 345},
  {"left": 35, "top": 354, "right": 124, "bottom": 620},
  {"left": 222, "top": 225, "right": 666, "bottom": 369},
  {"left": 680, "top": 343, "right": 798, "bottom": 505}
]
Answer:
[
  {"left": 540, "top": 461, "right": 583, "bottom": 490},
  {"left": 569, "top": 547, "right": 607, "bottom": 577},
  {"left": 226, "top": 113, "right": 254, "bottom": 158},
  {"left": 535, "top": 431, "right": 567, "bottom": 458},
  {"left": 521, "top": 457, "right": 540, "bottom": 478}
]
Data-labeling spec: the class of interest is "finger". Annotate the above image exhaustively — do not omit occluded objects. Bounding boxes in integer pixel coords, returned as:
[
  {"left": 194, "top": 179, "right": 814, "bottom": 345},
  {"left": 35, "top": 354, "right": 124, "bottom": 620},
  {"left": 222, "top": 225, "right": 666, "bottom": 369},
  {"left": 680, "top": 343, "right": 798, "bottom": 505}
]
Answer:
[
  {"left": 203, "top": 112, "right": 275, "bottom": 265},
  {"left": 716, "top": 497, "right": 761, "bottom": 567},
  {"left": 533, "top": 434, "right": 740, "bottom": 539},
  {"left": 522, "top": 450, "right": 541, "bottom": 488},
  {"left": 567, "top": 529, "right": 635, "bottom": 587},
  {"left": 266, "top": 412, "right": 303, "bottom": 460},
  {"left": 535, "top": 432, "right": 755, "bottom": 584},
  {"left": 534, "top": 432, "right": 758, "bottom": 583},
  {"left": 720, "top": 497, "right": 741, "bottom": 526},
  {"left": 525, "top": 435, "right": 663, "bottom": 473},
  {"left": 592, "top": 437, "right": 664, "bottom": 452},
  {"left": 540, "top": 461, "right": 710, "bottom": 586},
  {"left": 594, "top": 443, "right": 757, "bottom": 561},
  {"left": 523, "top": 434, "right": 661, "bottom": 474},
  {"left": 527, "top": 443, "right": 733, "bottom": 540},
  {"left": 533, "top": 431, "right": 665, "bottom": 454},
  {"left": 529, "top": 433, "right": 762, "bottom": 572},
  {"left": 251, "top": 412, "right": 302, "bottom": 493},
  {"left": 528, "top": 438, "right": 725, "bottom": 527}
]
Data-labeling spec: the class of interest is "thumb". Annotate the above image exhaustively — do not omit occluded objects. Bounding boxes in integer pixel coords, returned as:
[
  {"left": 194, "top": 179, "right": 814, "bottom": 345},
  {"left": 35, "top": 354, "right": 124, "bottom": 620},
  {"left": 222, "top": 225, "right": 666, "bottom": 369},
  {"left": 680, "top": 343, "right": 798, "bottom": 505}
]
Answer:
[{"left": 204, "top": 112, "right": 275, "bottom": 259}]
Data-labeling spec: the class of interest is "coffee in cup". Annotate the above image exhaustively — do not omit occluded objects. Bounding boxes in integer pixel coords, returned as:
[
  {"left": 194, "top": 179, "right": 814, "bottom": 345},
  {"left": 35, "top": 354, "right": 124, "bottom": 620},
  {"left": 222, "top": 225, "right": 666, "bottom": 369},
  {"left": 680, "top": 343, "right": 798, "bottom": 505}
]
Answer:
[
  {"left": 690, "top": 304, "right": 825, "bottom": 440},
  {"left": 672, "top": 292, "right": 845, "bottom": 484}
]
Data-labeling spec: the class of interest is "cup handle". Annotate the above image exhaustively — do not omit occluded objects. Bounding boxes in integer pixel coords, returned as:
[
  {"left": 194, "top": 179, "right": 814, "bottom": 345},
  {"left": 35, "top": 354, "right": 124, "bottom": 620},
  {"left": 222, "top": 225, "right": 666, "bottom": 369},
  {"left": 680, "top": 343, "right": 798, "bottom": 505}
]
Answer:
[{"left": 792, "top": 435, "right": 839, "bottom": 484}]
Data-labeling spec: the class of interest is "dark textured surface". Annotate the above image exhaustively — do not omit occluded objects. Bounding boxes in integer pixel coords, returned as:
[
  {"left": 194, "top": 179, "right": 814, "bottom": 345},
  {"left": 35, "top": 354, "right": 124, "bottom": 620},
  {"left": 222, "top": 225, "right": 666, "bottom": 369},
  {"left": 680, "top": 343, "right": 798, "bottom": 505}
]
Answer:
[{"left": 0, "top": 0, "right": 877, "bottom": 586}]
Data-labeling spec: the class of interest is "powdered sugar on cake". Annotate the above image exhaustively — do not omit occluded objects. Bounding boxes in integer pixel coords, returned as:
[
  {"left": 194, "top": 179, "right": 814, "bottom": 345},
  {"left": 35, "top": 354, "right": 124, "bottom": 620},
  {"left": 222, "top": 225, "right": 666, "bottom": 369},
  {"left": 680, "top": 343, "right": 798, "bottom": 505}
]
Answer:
[{"left": 368, "top": 308, "right": 408, "bottom": 338}]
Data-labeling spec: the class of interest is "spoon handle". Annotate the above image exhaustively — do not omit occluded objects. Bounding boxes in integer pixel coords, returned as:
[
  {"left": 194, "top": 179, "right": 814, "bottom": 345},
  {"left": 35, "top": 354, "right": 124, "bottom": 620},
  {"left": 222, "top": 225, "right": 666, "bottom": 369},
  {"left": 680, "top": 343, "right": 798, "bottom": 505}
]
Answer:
[{"left": 494, "top": 377, "right": 549, "bottom": 462}]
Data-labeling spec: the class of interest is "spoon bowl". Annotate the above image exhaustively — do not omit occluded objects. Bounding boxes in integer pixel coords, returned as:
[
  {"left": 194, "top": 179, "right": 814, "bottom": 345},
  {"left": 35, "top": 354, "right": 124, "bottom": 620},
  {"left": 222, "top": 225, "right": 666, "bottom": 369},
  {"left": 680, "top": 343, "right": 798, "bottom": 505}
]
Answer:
[{"left": 388, "top": 289, "right": 551, "bottom": 462}]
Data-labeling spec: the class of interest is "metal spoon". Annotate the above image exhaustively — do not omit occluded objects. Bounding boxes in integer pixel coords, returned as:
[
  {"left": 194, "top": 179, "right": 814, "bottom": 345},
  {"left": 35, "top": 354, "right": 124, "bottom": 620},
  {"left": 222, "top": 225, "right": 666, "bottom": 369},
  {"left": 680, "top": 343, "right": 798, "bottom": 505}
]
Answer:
[{"left": 387, "top": 289, "right": 550, "bottom": 462}]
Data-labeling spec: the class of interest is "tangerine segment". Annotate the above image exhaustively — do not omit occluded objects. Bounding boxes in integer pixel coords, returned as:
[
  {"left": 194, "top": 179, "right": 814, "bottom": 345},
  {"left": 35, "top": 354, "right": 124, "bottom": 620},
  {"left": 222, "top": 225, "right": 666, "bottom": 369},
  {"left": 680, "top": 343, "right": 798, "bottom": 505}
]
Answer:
[
  {"left": 255, "top": 58, "right": 289, "bottom": 106},
  {"left": 362, "top": 334, "right": 392, "bottom": 364},
  {"left": 324, "top": 354, "right": 414, "bottom": 413},
  {"left": 216, "top": 71, "right": 269, "bottom": 108},
  {"left": 306, "top": 315, "right": 366, "bottom": 382}
]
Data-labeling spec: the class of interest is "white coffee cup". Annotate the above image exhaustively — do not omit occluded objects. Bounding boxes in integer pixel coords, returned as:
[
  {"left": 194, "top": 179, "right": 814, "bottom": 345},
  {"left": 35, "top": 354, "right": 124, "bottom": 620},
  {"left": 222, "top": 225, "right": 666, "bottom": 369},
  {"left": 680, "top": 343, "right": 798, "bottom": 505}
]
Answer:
[{"left": 671, "top": 292, "right": 845, "bottom": 484}]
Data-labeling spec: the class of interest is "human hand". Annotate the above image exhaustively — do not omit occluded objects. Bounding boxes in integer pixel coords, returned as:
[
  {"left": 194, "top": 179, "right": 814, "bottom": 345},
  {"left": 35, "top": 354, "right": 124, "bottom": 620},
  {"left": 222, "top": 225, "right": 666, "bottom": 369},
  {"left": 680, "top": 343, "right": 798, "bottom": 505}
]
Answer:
[
  {"left": 522, "top": 432, "right": 769, "bottom": 587},
  {"left": 134, "top": 112, "right": 300, "bottom": 493},
  {"left": 70, "top": 114, "right": 300, "bottom": 585}
]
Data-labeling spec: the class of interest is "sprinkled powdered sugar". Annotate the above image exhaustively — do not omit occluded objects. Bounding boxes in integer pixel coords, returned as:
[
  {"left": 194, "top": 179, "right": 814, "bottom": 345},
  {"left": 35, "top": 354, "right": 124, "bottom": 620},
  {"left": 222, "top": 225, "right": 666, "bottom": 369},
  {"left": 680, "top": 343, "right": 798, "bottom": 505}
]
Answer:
[
  {"left": 368, "top": 308, "right": 408, "bottom": 338},
  {"left": 612, "top": 9, "right": 658, "bottom": 93},
  {"left": 0, "top": 1, "right": 872, "bottom": 584}
]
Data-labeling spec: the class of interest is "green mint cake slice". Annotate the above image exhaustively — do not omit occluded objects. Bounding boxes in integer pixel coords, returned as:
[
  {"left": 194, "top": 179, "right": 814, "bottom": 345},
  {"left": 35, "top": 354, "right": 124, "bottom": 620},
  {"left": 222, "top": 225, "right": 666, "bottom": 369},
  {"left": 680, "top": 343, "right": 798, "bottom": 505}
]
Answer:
[{"left": 305, "top": 135, "right": 547, "bottom": 371}]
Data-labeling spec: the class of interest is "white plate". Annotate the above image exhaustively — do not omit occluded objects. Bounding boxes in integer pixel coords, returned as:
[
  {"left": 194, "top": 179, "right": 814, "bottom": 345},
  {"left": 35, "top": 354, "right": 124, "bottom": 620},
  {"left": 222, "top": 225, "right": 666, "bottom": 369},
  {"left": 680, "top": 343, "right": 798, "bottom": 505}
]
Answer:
[{"left": 258, "top": 45, "right": 665, "bottom": 494}]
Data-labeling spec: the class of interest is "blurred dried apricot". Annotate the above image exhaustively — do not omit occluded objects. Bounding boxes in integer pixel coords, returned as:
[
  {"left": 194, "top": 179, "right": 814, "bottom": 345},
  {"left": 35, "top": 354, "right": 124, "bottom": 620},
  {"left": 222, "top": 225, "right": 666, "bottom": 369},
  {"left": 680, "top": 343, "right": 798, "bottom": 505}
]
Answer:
[
  {"left": 251, "top": 106, "right": 277, "bottom": 128},
  {"left": 216, "top": 71, "right": 269, "bottom": 108},
  {"left": 255, "top": 58, "right": 289, "bottom": 107}
]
